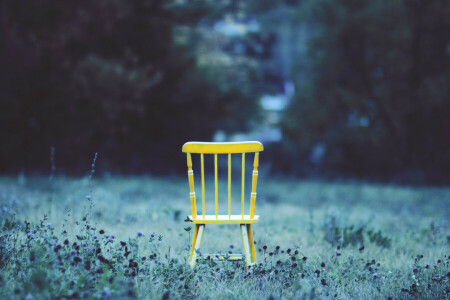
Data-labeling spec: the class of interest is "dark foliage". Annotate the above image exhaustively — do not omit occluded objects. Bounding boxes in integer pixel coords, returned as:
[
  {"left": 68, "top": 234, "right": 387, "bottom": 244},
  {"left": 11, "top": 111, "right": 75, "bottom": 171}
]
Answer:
[
  {"left": 0, "top": 0, "right": 258, "bottom": 174},
  {"left": 282, "top": 0, "right": 450, "bottom": 183}
]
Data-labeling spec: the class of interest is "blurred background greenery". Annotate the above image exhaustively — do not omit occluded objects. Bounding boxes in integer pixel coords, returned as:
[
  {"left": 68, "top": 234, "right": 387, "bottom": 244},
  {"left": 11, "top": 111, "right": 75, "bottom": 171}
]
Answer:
[{"left": 1, "top": 0, "right": 449, "bottom": 184}]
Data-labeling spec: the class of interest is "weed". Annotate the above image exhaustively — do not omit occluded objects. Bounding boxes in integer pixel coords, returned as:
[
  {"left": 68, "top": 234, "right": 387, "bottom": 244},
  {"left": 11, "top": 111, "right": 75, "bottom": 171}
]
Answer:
[{"left": 0, "top": 177, "right": 448, "bottom": 299}]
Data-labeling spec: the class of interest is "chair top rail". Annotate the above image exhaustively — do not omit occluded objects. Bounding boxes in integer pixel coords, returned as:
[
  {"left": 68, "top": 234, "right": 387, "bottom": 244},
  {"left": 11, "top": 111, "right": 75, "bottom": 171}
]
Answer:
[{"left": 182, "top": 141, "right": 263, "bottom": 154}]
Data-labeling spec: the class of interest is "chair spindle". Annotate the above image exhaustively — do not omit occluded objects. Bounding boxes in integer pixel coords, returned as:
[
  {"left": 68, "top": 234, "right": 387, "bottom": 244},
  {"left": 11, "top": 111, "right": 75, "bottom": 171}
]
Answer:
[
  {"left": 241, "top": 153, "right": 245, "bottom": 218},
  {"left": 228, "top": 153, "right": 231, "bottom": 219},
  {"left": 214, "top": 154, "right": 218, "bottom": 219},
  {"left": 201, "top": 153, "right": 205, "bottom": 219}
]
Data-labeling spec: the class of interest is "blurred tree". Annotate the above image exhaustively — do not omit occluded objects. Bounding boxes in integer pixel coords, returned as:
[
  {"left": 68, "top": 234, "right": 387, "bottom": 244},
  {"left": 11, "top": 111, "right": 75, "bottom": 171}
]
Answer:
[
  {"left": 282, "top": 0, "right": 450, "bottom": 182},
  {"left": 0, "top": 0, "right": 260, "bottom": 173}
]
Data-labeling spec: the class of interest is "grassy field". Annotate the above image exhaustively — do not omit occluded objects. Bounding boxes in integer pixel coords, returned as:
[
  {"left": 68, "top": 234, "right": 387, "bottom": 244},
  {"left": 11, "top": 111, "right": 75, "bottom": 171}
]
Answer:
[{"left": 0, "top": 175, "right": 449, "bottom": 299}]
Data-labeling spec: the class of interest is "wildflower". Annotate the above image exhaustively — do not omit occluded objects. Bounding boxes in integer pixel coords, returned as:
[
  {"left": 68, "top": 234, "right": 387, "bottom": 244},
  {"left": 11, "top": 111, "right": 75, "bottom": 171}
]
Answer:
[
  {"left": 149, "top": 233, "right": 155, "bottom": 238},
  {"left": 137, "top": 230, "right": 143, "bottom": 237},
  {"left": 25, "top": 293, "right": 34, "bottom": 300},
  {"left": 46, "top": 223, "right": 52, "bottom": 227},
  {"left": 184, "top": 246, "right": 189, "bottom": 251},
  {"left": 64, "top": 239, "right": 69, "bottom": 245},
  {"left": 99, "top": 229, "right": 105, "bottom": 234},
  {"left": 359, "top": 246, "right": 365, "bottom": 252},
  {"left": 162, "top": 291, "right": 170, "bottom": 300},
  {"left": 120, "top": 241, "right": 126, "bottom": 246},
  {"left": 157, "top": 261, "right": 162, "bottom": 265},
  {"left": 302, "top": 256, "right": 307, "bottom": 261},
  {"left": 373, "top": 273, "right": 378, "bottom": 279},
  {"left": 82, "top": 242, "right": 87, "bottom": 247},
  {"left": 86, "top": 195, "right": 91, "bottom": 200},
  {"left": 321, "top": 262, "right": 325, "bottom": 268},
  {"left": 263, "top": 245, "right": 267, "bottom": 250},
  {"left": 110, "top": 234, "right": 116, "bottom": 239},
  {"left": 93, "top": 235, "right": 98, "bottom": 239},
  {"left": 28, "top": 233, "right": 34, "bottom": 239},
  {"left": 321, "top": 279, "right": 327, "bottom": 286},
  {"left": 413, "top": 267, "right": 418, "bottom": 273},
  {"left": 102, "top": 288, "right": 112, "bottom": 299}
]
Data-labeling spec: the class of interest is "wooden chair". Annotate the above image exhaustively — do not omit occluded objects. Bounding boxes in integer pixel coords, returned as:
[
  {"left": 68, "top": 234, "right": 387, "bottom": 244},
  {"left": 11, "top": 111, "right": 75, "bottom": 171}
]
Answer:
[{"left": 182, "top": 141, "right": 263, "bottom": 268}]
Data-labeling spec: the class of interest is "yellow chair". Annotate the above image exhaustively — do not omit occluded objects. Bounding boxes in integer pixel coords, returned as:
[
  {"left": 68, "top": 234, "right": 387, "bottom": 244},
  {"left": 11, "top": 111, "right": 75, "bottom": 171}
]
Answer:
[{"left": 182, "top": 141, "right": 263, "bottom": 268}]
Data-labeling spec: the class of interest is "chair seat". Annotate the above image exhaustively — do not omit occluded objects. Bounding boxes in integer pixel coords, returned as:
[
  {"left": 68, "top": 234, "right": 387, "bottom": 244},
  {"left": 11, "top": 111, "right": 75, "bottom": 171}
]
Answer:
[{"left": 188, "top": 214, "right": 259, "bottom": 224}]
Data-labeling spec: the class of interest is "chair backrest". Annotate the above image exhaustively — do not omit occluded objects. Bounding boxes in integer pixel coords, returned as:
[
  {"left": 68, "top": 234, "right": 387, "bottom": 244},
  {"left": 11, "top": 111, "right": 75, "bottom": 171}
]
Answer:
[{"left": 182, "top": 141, "right": 264, "bottom": 220}]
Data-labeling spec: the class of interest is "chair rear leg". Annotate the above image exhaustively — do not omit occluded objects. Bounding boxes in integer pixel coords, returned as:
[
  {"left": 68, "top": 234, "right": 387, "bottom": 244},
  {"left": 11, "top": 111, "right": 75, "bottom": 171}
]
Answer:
[
  {"left": 189, "top": 225, "right": 205, "bottom": 269},
  {"left": 246, "top": 224, "right": 257, "bottom": 264},
  {"left": 240, "top": 224, "right": 252, "bottom": 267}
]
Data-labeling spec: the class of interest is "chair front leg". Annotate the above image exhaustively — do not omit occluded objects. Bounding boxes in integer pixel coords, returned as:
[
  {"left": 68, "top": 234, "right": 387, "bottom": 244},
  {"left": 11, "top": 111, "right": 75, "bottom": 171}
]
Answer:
[
  {"left": 246, "top": 224, "right": 257, "bottom": 264},
  {"left": 189, "top": 225, "right": 200, "bottom": 263},
  {"left": 240, "top": 224, "right": 252, "bottom": 267},
  {"left": 189, "top": 225, "right": 205, "bottom": 269}
]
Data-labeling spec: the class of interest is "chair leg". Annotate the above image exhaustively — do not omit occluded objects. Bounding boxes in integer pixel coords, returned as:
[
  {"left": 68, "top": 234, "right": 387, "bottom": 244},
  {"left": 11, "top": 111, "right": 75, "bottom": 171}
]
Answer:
[
  {"left": 240, "top": 224, "right": 252, "bottom": 267},
  {"left": 246, "top": 224, "right": 257, "bottom": 264},
  {"left": 189, "top": 225, "right": 199, "bottom": 263},
  {"left": 189, "top": 225, "right": 205, "bottom": 269}
]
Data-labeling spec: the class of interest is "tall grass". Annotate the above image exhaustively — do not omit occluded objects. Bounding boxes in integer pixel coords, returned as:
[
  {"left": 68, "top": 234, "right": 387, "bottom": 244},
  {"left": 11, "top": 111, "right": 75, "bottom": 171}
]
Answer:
[{"left": 0, "top": 176, "right": 448, "bottom": 299}]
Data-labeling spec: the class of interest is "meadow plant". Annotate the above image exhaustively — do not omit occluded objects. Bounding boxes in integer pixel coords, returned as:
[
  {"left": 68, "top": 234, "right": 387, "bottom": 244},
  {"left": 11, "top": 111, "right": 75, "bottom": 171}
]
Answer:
[{"left": 0, "top": 177, "right": 448, "bottom": 299}]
